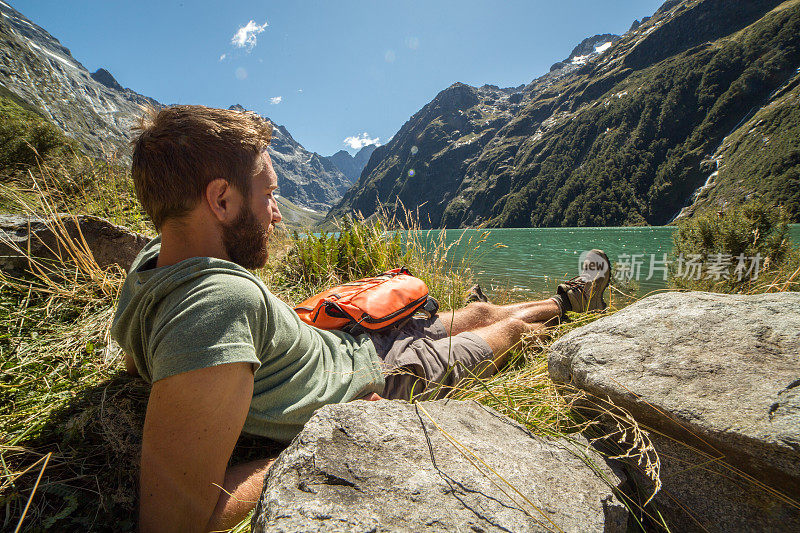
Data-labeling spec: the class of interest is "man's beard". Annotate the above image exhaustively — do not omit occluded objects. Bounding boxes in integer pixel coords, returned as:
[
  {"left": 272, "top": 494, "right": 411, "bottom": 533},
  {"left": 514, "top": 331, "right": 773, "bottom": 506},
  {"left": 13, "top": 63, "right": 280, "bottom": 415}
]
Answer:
[{"left": 221, "top": 205, "right": 270, "bottom": 270}]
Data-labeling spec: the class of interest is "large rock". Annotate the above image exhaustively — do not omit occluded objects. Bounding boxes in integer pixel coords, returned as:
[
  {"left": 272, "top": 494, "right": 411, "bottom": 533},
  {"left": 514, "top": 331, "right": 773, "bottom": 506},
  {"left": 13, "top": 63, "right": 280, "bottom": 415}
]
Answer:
[
  {"left": 549, "top": 291, "right": 800, "bottom": 531},
  {"left": 253, "top": 399, "right": 628, "bottom": 532},
  {"left": 0, "top": 214, "right": 150, "bottom": 273},
  {"left": 626, "top": 431, "right": 800, "bottom": 533}
]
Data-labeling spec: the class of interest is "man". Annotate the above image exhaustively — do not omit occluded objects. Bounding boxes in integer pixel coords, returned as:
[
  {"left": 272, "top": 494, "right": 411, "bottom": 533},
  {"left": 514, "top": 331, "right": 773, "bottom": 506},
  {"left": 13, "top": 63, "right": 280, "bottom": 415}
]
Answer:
[{"left": 111, "top": 105, "right": 610, "bottom": 531}]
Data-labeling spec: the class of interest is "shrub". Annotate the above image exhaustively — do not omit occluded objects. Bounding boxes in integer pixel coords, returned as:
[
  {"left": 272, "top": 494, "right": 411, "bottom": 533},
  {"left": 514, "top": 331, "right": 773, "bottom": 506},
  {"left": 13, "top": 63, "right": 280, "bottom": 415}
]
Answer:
[
  {"left": 268, "top": 213, "right": 479, "bottom": 310},
  {"left": 669, "top": 201, "right": 800, "bottom": 293},
  {"left": 0, "top": 87, "right": 76, "bottom": 173}
]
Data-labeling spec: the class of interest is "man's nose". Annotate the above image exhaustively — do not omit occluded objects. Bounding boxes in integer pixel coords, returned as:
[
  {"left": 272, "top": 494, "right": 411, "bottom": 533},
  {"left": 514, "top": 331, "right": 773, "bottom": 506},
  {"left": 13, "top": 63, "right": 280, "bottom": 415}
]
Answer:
[{"left": 273, "top": 203, "right": 282, "bottom": 223}]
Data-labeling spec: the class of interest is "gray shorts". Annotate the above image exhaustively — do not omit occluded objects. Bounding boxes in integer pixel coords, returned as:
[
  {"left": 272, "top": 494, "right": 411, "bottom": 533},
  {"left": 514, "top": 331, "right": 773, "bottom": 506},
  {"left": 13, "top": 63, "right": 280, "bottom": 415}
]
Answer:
[{"left": 367, "top": 316, "right": 494, "bottom": 400}]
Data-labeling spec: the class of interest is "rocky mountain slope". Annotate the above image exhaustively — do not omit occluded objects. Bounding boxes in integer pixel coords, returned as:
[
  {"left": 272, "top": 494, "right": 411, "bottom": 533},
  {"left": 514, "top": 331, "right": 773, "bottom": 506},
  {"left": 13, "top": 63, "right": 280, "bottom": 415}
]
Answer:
[
  {"left": 325, "top": 144, "right": 378, "bottom": 183},
  {"left": 229, "top": 105, "right": 354, "bottom": 212},
  {"left": 0, "top": 0, "right": 157, "bottom": 159},
  {"left": 329, "top": 0, "right": 800, "bottom": 227},
  {"left": 0, "top": 1, "right": 351, "bottom": 216},
  {"left": 268, "top": 122, "right": 353, "bottom": 211}
]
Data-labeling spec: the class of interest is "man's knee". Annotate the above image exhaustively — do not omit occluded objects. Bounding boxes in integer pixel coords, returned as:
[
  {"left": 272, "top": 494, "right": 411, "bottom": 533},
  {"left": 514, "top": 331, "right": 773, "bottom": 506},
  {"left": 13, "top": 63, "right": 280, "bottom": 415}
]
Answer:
[
  {"left": 499, "top": 317, "right": 530, "bottom": 336},
  {"left": 465, "top": 301, "right": 490, "bottom": 312},
  {"left": 465, "top": 301, "right": 503, "bottom": 319}
]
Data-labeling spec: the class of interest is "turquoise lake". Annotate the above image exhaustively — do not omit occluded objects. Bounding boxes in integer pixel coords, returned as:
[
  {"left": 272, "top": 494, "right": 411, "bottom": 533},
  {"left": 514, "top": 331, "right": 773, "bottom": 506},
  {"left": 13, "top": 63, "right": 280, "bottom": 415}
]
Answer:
[{"left": 414, "top": 225, "right": 800, "bottom": 300}]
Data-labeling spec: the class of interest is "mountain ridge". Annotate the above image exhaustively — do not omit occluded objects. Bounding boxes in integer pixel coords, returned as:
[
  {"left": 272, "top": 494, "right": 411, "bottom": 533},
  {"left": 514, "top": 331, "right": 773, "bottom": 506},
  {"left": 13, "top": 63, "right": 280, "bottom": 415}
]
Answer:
[
  {"left": 228, "top": 104, "right": 352, "bottom": 211},
  {"left": 326, "top": 145, "right": 378, "bottom": 183},
  {"left": 0, "top": 1, "right": 351, "bottom": 217},
  {"left": 328, "top": 0, "right": 800, "bottom": 228}
]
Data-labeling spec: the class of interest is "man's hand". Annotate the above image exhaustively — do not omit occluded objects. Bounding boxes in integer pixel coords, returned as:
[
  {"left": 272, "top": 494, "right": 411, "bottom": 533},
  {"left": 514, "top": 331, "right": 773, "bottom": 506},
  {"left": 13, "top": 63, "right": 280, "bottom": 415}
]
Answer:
[
  {"left": 358, "top": 392, "right": 382, "bottom": 401},
  {"left": 139, "top": 362, "right": 261, "bottom": 532},
  {"left": 123, "top": 351, "right": 139, "bottom": 376}
]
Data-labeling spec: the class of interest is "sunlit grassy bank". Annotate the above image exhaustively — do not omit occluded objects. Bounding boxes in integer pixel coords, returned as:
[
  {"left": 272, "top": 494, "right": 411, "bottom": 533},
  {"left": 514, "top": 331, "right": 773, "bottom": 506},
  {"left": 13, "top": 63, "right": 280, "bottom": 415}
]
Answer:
[{"left": 1, "top": 165, "right": 798, "bottom": 530}]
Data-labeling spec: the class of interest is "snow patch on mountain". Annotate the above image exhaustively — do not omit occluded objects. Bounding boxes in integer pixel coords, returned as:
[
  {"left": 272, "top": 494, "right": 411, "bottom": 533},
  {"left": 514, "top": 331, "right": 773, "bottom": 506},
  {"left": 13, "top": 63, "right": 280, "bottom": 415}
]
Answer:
[
  {"left": 594, "top": 41, "right": 613, "bottom": 54},
  {"left": 570, "top": 41, "right": 614, "bottom": 65}
]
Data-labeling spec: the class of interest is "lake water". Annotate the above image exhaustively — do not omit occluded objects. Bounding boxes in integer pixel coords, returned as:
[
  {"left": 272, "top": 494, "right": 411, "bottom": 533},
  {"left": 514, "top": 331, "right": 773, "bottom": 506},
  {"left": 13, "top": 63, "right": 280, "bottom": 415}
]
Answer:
[{"left": 414, "top": 225, "right": 800, "bottom": 300}]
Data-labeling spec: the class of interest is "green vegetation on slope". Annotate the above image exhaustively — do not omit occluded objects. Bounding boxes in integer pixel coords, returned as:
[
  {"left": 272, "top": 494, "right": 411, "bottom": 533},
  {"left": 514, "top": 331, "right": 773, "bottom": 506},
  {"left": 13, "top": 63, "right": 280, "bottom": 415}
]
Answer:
[
  {"left": 0, "top": 85, "right": 76, "bottom": 175},
  {"left": 485, "top": 0, "right": 800, "bottom": 227},
  {"left": 688, "top": 71, "right": 800, "bottom": 220}
]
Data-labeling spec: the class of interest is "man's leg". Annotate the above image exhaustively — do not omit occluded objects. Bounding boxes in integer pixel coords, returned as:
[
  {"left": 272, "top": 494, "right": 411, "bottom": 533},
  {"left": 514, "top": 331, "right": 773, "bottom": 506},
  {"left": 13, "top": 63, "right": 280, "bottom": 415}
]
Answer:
[
  {"left": 437, "top": 248, "right": 613, "bottom": 336},
  {"left": 464, "top": 317, "right": 546, "bottom": 376},
  {"left": 437, "top": 299, "right": 561, "bottom": 336},
  {"left": 381, "top": 317, "right": 547, "bottom": 400},
  {"left": 381, "top": 249, "right": 613, "bottom": 398}
]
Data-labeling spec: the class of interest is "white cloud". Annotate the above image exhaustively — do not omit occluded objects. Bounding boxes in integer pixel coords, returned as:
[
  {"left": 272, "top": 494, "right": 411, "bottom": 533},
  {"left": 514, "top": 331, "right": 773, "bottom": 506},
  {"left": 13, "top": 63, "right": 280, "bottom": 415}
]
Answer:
[
  {"left": 384, "top": 50, "right": 396, "bottom": 63},
  {"left": 404, "top": 36, "right": 419, "bottom": 50},
  {"left": 235, "top": 67, "right": 248, "bottom": 80},
  {"left": 231, "top": 20, "right": 268, "bottom": 51},
  {"left": 219, "top": 53, "right": 226, "bottom": 61},
  {"left": 297, "top": 88, "right": 303, "bottom": 93},
  {"left": 343, "top": 132, "right": 380, "bottom": 150},
  {"left": 269, "top": 96, "right": 282, "bottom": 105}
]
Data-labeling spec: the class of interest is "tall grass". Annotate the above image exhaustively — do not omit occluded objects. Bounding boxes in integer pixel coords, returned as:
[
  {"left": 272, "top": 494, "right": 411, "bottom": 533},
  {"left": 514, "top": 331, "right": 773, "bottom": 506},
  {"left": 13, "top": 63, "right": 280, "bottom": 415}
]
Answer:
[
  {"left": 265, "top": 209, "right": 498, "bottom": 311},
  {"left": 1, "top": 148, "right": 153, "bottom": 236}
]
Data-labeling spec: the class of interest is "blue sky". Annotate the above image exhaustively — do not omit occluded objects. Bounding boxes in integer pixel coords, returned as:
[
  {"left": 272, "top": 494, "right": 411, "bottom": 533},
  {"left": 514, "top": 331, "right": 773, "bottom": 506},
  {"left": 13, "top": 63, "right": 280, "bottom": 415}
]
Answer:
[{"left": 13, "top": 0, "right": 663, "bottom": 156}]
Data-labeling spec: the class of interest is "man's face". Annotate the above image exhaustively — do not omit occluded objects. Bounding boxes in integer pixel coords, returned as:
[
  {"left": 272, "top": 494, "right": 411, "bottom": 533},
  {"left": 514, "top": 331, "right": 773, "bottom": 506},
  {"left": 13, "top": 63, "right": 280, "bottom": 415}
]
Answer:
[{"left": 221, "top": 151, "right": 282, "bottom": 269}]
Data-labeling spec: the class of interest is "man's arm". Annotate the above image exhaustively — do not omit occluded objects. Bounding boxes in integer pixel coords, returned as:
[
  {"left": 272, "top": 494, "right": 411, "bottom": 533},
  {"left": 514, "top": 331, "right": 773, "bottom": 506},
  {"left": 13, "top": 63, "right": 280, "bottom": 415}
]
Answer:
[{"left": 139, "top": 362, "right": 270, "bottom": 532}]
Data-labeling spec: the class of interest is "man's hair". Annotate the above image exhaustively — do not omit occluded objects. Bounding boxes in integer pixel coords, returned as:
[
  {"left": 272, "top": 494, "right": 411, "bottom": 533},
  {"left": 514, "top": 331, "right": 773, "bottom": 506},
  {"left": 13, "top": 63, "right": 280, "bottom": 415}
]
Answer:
[{"left": 131, "top": 105, "right": 272, "bottom": 230}]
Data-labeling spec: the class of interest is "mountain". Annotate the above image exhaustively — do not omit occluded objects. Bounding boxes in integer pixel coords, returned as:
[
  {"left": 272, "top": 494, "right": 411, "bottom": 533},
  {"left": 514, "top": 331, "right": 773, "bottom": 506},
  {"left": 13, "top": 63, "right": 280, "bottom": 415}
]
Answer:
[
  {"left": 548, "top": 34, "right": 622, "bottom": 73},
  {"left": 674, "top": 60, "right": 800, "bottom": 221},
  {"left": 329, "top": 0, "right": 800, "bottom": 228},
  {"left": 229, "top": 105, "right": 352, "bottom": 212},
  {"left": 0, "top": 0, "right": 349, "bottom": 219},
  {"left": 0, "top": 0, "right": 158, "bottom": 159},
  {"left": 326, "top": 144, "right": 378, "bottom": 182}
]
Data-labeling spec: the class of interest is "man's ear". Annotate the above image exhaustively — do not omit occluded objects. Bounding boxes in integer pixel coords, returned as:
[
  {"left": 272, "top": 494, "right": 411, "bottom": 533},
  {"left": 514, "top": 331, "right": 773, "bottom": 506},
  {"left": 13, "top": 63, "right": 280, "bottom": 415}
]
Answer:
[{"left": 205, "top": 178, "right": 242, "bottom": 223}]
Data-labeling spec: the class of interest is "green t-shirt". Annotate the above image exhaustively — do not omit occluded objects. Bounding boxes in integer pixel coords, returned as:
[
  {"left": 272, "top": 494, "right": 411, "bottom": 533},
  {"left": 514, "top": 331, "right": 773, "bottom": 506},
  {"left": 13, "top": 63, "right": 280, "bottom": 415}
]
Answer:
[{"left": 111, "top": 237, "right": 385, "bottom": 443}]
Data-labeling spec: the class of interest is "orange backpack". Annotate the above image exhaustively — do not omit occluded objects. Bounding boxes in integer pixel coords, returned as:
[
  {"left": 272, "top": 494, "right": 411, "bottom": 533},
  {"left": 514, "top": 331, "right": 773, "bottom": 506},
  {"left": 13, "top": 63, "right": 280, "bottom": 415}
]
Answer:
[{"left": 294, "top": 267, "right": 438, "bottom": 333}]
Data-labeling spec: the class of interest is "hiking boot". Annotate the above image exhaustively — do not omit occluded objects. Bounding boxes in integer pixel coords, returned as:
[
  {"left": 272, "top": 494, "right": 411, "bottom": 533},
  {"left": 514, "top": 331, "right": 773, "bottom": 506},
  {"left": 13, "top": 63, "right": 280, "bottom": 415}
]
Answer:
[
  {"left": 556, "top": 249, "right": 611, "bottom": 313},
  {"left": 464, "top": 284, "right": 489, "bottom": 305}
]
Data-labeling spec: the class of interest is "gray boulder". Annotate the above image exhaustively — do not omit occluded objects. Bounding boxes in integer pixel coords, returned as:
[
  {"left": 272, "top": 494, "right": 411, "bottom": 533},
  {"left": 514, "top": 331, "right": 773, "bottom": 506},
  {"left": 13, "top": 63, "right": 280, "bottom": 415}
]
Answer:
[
  {"left": 0, "top": 214, "right": 150, "bottom": 273},
  {"left": 549, "top": 291, "right": 800, "bottom": 531},
  {"left": 626, "top": 430, "right": 800, "bottom": 533},
  {"left": 253, "top": 399, "right": 628, "bottom": 533}
]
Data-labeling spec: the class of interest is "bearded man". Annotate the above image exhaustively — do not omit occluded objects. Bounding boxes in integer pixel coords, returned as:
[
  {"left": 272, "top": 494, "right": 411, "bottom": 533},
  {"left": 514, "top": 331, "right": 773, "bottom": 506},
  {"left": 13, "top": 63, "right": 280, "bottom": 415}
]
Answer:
[{"left": 112, "top": 105, "right": 609, "bottom": 531}]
